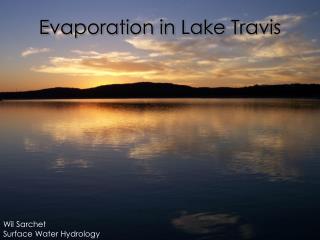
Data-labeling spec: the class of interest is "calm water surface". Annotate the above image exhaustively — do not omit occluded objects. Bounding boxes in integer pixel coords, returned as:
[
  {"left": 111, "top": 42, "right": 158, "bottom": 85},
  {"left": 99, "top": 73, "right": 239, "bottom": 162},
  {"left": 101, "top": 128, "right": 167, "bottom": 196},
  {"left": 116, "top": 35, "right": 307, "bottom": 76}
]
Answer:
[{"left": 1, "top": 99, "right": 320, "bottom": 239}]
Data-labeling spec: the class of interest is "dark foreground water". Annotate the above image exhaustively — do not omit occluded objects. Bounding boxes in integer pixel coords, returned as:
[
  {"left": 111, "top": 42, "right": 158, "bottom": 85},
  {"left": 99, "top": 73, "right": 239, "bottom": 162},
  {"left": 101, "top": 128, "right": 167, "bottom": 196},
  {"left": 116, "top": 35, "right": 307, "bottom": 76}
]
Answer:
[{"left": 1, "top": 99, "right": 320, "bottom": 240}]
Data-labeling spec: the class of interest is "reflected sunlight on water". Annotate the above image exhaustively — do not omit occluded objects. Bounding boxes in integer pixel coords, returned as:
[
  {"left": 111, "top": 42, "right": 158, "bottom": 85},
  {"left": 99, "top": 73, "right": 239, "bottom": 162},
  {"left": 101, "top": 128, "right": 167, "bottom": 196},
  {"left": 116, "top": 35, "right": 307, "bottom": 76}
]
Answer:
[
  {"left": 1, "top": 99, "right": 320, "bottom": 239},
  {"left": 3, "top": 99, "right": 319, "bottom": 180}
]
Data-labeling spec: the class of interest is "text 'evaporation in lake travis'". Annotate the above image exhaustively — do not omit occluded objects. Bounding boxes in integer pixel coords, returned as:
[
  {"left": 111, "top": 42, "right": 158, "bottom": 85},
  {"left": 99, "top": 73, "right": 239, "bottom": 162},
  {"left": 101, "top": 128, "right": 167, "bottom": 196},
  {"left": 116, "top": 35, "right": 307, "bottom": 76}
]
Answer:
[{"left": 40, "top": 19, "right": 281, "bottom": 38}]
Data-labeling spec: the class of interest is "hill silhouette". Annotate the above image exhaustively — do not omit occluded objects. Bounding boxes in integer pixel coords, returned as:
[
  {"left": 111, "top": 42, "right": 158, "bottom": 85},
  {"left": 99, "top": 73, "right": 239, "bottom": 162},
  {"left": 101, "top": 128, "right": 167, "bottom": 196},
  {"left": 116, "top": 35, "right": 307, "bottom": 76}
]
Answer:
[{"left": 1, "top": 82, "right": 320, "bottom": 99}]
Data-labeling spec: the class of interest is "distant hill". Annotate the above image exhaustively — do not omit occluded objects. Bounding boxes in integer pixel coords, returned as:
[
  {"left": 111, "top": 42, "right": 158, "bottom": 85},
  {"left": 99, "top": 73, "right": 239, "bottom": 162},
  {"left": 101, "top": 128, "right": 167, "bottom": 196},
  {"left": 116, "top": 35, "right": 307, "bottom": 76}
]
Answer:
[{"left": 1, "top": 82, "right": 320, "bottom": 99}]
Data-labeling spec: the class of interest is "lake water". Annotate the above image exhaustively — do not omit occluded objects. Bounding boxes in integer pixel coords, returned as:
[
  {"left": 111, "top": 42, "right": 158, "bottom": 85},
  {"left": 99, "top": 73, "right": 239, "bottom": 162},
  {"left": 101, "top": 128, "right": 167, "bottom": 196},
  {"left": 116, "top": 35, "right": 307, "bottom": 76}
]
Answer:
[{"left": 1, "top": 99, "right": 320, "bottom": 239}]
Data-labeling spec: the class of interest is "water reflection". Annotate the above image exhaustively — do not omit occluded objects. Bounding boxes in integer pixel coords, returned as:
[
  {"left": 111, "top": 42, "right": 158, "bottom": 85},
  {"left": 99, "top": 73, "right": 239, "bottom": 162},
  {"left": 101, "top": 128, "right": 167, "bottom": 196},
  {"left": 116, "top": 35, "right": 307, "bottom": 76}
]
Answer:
[
  {"left": 1, "top": 99, "right": 316, "bottom": 181},
  {"left": 172, "top": 212, "right": 254, "bottom": 239},
  {"left": 53, "top": 157, "right": 90, "bottom": 170},
  {"left": 1, "top": 99, "right": 320, "bottom": 239}
]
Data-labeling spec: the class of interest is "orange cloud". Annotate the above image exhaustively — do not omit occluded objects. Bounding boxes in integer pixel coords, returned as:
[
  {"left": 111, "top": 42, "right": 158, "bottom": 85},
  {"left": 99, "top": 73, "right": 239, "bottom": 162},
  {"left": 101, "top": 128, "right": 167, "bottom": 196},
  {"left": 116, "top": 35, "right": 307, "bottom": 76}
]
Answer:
[
  {"left": 30, "top": 14, "right": 320, "bottom": 86},
  {"left": 32, "top": 51, "right": 162, "bottom": 77}
]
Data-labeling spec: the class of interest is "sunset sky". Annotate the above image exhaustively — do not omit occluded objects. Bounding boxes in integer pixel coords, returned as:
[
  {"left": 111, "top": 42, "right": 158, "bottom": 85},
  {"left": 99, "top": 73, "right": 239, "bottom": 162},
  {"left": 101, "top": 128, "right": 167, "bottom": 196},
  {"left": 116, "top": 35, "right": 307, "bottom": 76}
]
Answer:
[{"left": 0, "top": 0, "right": 319, "bottom": 91}]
